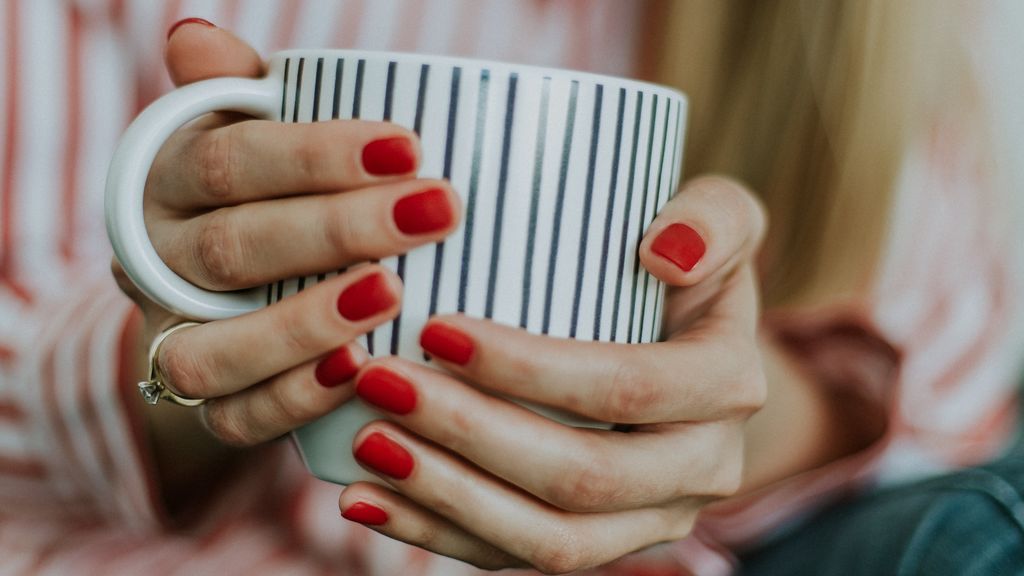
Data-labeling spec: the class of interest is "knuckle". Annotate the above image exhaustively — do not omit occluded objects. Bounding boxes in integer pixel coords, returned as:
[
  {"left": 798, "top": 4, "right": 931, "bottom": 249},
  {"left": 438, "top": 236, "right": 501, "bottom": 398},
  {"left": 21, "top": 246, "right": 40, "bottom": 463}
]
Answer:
[
  {"left": 545, "top": 450, "right": 620, "bottom": 512},
  {"left": 266, "top": 376, "right": 320, "bottom": 429},
  {"left": 293, "top": 130, "right": 339, "bottom": 185},
  {"left": 712, "top": 335, "right": 766, "bottom": 417},
  {"left": 528, "top": 526, "right": 588, "bottom": 575},
  {"left": 732, "top": 340, "right": 768, "bottom": 415},
  {"left": 707, "top": 444, "right": 744, "bottom": 497},
  {"left": 192, "top": 211, "right": 251, "bottom": 289},
  {"left": 665, "top": 508, "right": 700, "bottom": 541},
  {"left": 321, "top": 201, "right": 373, "bottom": 258},
  {"left": 601, "top": 360, "right": 662, "bottom": 422},
  {"left": 273, "top": 308, "right": 326, "bottom": 356},
  {"left": 196, "top": 127, "right": 240, "bottom": 202},
  {"left": 202, "top": 400, "right": 256, "bottom": 447},
  {"left": 158, "top": 335, "right": 216, "bottom": 399}
]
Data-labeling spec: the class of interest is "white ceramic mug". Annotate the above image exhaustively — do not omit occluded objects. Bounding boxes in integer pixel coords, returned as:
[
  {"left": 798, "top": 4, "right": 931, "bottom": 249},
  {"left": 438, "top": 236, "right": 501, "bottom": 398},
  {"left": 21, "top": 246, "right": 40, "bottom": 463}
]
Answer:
[{"left": 106, "top": 49, "right": 687, "bottom": 484}]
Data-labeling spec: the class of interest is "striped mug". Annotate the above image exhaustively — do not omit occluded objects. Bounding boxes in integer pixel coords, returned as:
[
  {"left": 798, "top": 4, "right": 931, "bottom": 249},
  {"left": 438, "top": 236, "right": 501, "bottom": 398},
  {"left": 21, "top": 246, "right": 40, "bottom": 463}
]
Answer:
[{"left": 106, "top": 49, "right": 687, "bottom": 485}]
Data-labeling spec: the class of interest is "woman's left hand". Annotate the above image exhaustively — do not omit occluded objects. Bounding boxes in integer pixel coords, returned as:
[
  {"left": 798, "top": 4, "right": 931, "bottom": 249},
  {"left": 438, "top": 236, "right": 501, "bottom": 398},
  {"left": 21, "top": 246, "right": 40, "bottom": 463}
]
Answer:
[{"left": 338, "top": 176, "right": 767, "bottom": 573}]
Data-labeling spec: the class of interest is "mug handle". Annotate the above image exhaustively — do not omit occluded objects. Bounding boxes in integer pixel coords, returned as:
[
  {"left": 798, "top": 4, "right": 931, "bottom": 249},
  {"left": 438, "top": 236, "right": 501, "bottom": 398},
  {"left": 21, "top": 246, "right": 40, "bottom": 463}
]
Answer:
[{"left": 105, "top": 76, "right": 280, "bottom": 320}]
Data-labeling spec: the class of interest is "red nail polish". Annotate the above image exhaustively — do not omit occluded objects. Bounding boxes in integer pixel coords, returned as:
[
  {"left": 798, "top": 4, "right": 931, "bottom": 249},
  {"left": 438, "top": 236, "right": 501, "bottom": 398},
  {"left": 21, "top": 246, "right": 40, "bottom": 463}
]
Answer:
[
  {"left": 651, "top": 223, "right": 706, "bottom": 272},
  {"left": 362, "top": 137, "right": 417, "bottom": 176},
  {"left": 341, "top": 502, "right": 389, "bottom": 525},
  {"left": 354, "top": 432, "right": 414, "bottom": 479},
  {"left": 419, "top": 323, "right": 474, "bottom": 365},
  {"left": 315, "top": 347, "right": 360, "bottom": 388},
  {"left": 393, "top": 188, "right": 453, "bottom": 235},
  {"left": 337, "top": 273, "right": 396, "bottom": 321},
  {"left": 357, "top": 367, "right": 417, "bottom": 415},
  {"left": 167, "top": 17, "right": 216, "bottom": 40}
]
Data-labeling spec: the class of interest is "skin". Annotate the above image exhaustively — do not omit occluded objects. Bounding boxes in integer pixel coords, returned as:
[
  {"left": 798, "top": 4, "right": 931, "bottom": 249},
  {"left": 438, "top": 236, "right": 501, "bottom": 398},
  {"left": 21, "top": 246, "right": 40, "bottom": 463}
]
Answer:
[{"left": 115, "top": 22, "right": 873, "bottom": 573}]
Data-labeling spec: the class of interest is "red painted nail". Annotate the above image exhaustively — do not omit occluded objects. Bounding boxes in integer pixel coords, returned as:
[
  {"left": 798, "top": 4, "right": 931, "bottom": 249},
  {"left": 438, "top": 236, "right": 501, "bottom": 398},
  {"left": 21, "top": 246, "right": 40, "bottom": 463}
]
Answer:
[
  {"left": 393, "top": 188, "right": 453, "bottom": 235},
  {"left": 337, "top": 273, "right": 396, "bottom": 321},
  {"left": 651, "top": 223, "right": 706, "bottom": 272},
  {"left": 315, "top": 347, "right": 360, "bottom": 388},
  {"left": 357, "top": 367, "right": 417, "bottom": 415},
  {"left": 341, "top": 501, "right": 389, "bottom": 525},
  {"left": 419, "top": 323, "right": 474, "bottom": 365},
  {"left": 362, "top": 137, "right": 417, "bottom": 176},
  {"left": 354, "top": 432, "right": 414, "bottom": 479},
  {"left": 167, "top": 17, "right": 216, "bottom": 40}
]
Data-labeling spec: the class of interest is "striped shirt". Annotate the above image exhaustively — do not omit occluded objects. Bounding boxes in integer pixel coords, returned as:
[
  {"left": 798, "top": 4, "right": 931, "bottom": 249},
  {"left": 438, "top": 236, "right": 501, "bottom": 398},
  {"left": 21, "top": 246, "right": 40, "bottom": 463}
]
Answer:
[{"left": 1, "top": 1, "right": 1021, "bottom": 575}]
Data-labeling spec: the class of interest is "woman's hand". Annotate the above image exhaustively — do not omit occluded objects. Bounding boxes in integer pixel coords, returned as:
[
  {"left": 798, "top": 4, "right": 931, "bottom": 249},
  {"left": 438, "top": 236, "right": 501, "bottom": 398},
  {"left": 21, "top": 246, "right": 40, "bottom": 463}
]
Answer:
[
  {"left": 337, "top": 176, "right": 767, "bottom": 573},
  {"left": 112, "top": 22, "right": 460, "bottom": 508}
]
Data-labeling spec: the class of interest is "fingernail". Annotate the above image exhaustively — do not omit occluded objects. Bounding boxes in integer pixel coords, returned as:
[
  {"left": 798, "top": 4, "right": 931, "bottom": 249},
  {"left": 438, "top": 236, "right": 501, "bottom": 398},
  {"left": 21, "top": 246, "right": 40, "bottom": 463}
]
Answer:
[
  {"left": 419, "top": 323, "right": 474, "bottom": 365},
  {"left": 356, "top": 367, "right": 417, "bottom": 415},
  {"left": 337, "top": 273, "right": 397, "bottom": 321},
  {"left": 341, "top": 502, "right": 389, "bottom": 526},
  {"left": 354, "top": 432, "right": 414, "bottom": 479},
  {"left": 652, "top": 223, "right": 706, "bottom": 271},
  {"left": 167, "top": 17, "right": 216, "bottom": 40},
  {"left": 315, "top": 347, "right": 360, "bottom": 388},
  {"left": 393, "top": 188, "right": 453, "bottom": 235},
  {"left": 362, "top": 137, "right": 417, "bottom": 176}
]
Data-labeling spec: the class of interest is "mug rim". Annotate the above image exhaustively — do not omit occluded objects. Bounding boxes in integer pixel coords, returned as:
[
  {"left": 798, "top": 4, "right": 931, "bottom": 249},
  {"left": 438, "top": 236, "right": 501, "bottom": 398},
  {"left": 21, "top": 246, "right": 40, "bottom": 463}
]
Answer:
[{"left": 271, "top": 48, "right": 687, "bottom": 103}]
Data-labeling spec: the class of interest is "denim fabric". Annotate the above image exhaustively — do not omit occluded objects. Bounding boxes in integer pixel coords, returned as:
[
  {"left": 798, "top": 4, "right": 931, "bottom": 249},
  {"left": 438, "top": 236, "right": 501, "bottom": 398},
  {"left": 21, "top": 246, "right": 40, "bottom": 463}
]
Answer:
[{"left": 739, "top": 437, "right": 1024, "bottom": 576}]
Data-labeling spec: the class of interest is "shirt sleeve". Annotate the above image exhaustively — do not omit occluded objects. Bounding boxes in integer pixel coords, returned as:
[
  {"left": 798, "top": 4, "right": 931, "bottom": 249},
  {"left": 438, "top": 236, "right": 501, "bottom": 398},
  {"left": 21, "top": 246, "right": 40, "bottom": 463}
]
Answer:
[{"left": 0, "top": 275, "right": 164, "bottom": 530}]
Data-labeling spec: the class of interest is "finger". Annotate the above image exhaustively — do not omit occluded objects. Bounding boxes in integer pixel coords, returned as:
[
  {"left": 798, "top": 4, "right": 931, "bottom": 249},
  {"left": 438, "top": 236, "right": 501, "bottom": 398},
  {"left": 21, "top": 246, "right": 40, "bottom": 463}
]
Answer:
[
  {"left": 353, "top": 359, "right": 744, "bottom": 512},
  {"left": 200, "top": 343, "right": 366, "bottom": 446},
  {"left": 417, "top": 315, "right": 765, "bottom": 423},
  {"left": 153, "top": 179, "right": 459, "bottom": 291},
  {"left": 151, "top": 120, "right": 421, "bottom": 212},
  {"left": 155, "top": 266, "right": 401, "bottom": 400},
  {"left": 350, "top": 422, "right": 698, "bottom": 574},
  {"left": 638, "top": 175, "right": 766, "bottom": 287},
  {"left": 165, "top": 18, "right": 264, "bottom": 86},
  {"left": 338, "top": 484, "right": 523, "bottom": 571}
]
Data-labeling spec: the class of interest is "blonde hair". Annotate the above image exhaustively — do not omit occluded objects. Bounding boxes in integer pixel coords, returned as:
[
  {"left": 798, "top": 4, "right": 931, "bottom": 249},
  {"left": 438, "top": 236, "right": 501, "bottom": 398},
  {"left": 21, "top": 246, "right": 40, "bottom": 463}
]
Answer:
[{"left": 650, "top": 0, "right": 969, "bottom": 308}]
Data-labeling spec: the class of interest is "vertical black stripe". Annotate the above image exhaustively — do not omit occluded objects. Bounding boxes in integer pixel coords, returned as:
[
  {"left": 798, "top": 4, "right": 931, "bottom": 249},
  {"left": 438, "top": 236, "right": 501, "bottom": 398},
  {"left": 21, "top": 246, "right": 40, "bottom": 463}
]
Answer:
[
  {"left": 331, "top": 59, "right": 344, "bottom": 119},
  {"left": 610, "top": 92, "right": 643, "bottom": 342},
  {"left": 317, "top": 272, "right": 327, "bottom": 283},
  {"left": 427, "top": 68, "right": 462, "bottom": 323},
  {"left": 627, "top": 94, "right": 659, "bottom": 343},
  {"left": 311, "top": 58, "right": 324, "bottom": 121},
  {"left": 456, "top": 69, "right": 491, "bottom": 313},
  {"left": 280, "top": 59, "right": 290, "bottom": 121},
  {"left": 541, "top": 80, "right": 580, "bottom": 335},
  {"left": 266, "top": 285, "right": 273, "bottom": 306},
  {"left": 484, "top": 73, "right": 518, "bottom": 318},
  {"left": 292, "top": 58, "right": 305, "bottom": 123},
  {"left": 671, "top": 99, "right": 685, "bottom": 191},
  {"left": 519, "top": 77, "right": 552, "bottom": 329},
  {"left": 593, "top": 88, "right": 627, "bottom": 340},
  {"left": 413, "top": 65, "right": 431, "bottom": 132},
  {"left": 638, "top": 97, "right": 673, "bottom": 342},
  {"left": 352, "top": 59, "right": 365, "bottom": 118},
  {"left": 650, "top": 101, "right": 684, "bottom": 341},
  {"left": 365, "top": 61, "right": 398, "bottom": 357},
  {"left": 569, "top": 84, "right": 604, "bottom": 338},
  {"left": 392, "top": 64, "right": 431, "bottom": 356},
  {"left": 382, "top": 61, "right": 397, "bottom": 121},
  {"left": 276, "top": 280, "right": 285, "bottom": 303}
]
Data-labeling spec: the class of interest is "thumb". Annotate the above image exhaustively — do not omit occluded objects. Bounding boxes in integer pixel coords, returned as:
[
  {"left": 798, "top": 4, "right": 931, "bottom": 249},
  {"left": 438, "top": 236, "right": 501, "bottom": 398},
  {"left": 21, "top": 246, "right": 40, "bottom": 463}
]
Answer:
[
  {"left": 639, "top": 175, "right": 766, "bottom": 288},
  {"left": 164, "top": 18, "right": 264, "bottom": 87}
]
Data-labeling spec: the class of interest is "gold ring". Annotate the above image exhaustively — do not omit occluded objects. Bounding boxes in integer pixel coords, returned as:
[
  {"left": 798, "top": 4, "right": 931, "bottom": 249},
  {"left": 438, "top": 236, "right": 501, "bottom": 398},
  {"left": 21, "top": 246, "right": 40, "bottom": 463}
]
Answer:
[{"left": 138, "top": 321, "right": 206, "bottom": 407}]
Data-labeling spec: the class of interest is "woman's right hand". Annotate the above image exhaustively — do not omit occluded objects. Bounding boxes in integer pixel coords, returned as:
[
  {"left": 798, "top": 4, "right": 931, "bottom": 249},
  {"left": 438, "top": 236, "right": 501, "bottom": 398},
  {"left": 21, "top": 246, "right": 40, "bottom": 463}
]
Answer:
[{"left": 114, "top": 21, "right": 460, "bottom": 457}]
